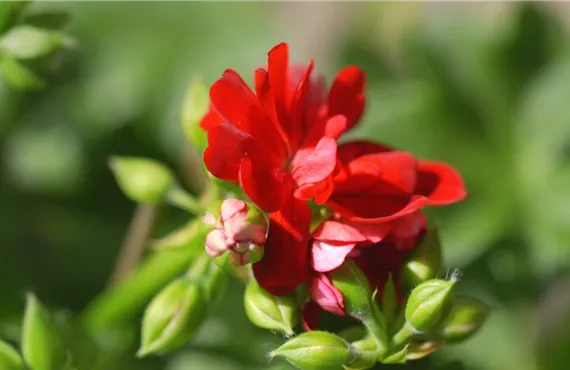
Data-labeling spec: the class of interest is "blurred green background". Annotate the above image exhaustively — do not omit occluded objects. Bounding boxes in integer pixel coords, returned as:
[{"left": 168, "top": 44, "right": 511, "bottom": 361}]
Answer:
[{"left": 2, "top": 1, "right": 570, "bottom": 369}]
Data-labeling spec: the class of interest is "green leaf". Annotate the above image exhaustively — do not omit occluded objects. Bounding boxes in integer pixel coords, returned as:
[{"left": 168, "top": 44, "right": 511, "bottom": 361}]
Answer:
[
  {"left": 181, "top": 77, "right": 209, "bottom": 151},
  {"left": 0, "top": 25, "right": 68, "bottom": 60},
  {"left": 0, "top": 339, "right": 26, "bottom": 370},
  {"left": 0, "top": 1, "right": 30, "bottom": 35},
  {"left": 23, "top": 11, "right": 71, "bottom": 30},
  {"left": 0, "top": 54, "right": 44, "bottom": 90},
  {"left": 22, "top": 293, "right": 66, "bottom": 370}
]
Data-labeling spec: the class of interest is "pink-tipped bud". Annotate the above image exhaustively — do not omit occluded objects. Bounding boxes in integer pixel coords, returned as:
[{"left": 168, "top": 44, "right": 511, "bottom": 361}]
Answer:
[{"left": 204, "top": 198, "right": 267, "bottom": 265}]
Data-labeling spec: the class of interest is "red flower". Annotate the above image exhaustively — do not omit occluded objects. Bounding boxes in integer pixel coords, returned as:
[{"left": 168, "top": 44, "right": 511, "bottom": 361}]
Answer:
[
  {"left": 326, "top": 141, "right": 467, "bottom": 223},
  {"left": 200, "top": 42, "right": 366, "bottom": 295}
]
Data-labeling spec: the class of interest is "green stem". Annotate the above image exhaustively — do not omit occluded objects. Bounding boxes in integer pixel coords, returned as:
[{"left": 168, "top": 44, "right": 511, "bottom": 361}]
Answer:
[
  {"left": 166, "top": 185, "right": 203, "bottom": 214},
  {"left": 361, "top": 308, "right": 388, "bottom": 360},
  {"left": 186, "top": 253, "right": 210, "bottom": 279},
  {"left": 80, "top": 217, "right": 209, "bottom": 334},
  {"left": 391, "top": 322, "right": 415, "bottom": 350}
]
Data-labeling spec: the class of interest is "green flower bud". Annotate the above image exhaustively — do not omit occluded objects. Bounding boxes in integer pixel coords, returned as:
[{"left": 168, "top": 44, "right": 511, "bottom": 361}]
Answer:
[
  {"left": 345, "top": 335, "right": 379, "bottom": 370},
  {"left": 22, "top": 293, "right": 66, "bottom": 370},
  {"left": 244, "top": 280, "right": 298, "bottom": 335},
  {"left": 109, "top": 156, "right": 174, "bottom": 204},
  {"left": 438, "top": 295, "right": 491, "bottom": 343},
  {"left": 405, "top": 341, "right": 444, "bottom": 361},
  {"left": 138, "top": 277, "right": 207, "bottom": 357},
  {"left": 328, "top": 260, "right": 373, "bottom": 317},
  {"left": 405, "top": 278, "right": 456, "bottom": 333},
  {"left": 402, "top": 228, "right": 442, "bottom": 288},
  {"left": 0, "top": 339, "right": 26, "bottom": 370},
  {"left": 181, "top": 77, "right": 209, "bottom": 151},
  {"left": 271, "top": 331, "right": 352, "bottom": 370}
]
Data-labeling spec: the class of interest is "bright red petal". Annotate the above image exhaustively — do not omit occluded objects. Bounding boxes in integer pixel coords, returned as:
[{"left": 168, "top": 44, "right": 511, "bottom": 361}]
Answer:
[
  {"left": 327, "top": 66, "right": 366, "bottom": 131},
  {"left": 268, "top": 42, "right": 290, "bottom": 134},
  {"left": 328, "top": 194, "right": 429, "bottom": 223},
  {"left": 312, "top": 220, "right": 367, "bottom": 243},
  {"left": 416, "top": 161, "right": 468, "bottom": 205},
  {"left": 337, "top": 140, "right": 393, "bottom": 164},
  {"left": 336, "top": 151, "right": 418, "bottom": 197},
  {"left": 203, "top": 123, "right": 252, "bottom": 181},
  {"left": 238, "top": 157, "right": 289, "bottom": 213},
  {"left": 253, "top": 196, "right": 311, "bottom": 295},
  {"left": 199, "top": 106, "right": 222, "bottom": 132},
  {"left": 289, "top": 60, "right": 314, "bottom": 148},
  {"left": 210, "top": 69, "right": 286, "bottom": 163}
]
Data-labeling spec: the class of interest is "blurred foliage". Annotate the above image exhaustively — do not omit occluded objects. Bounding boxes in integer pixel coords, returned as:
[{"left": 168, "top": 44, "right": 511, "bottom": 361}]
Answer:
[{"left": 1, "top": 2, "right": 570, "bottom": 369}]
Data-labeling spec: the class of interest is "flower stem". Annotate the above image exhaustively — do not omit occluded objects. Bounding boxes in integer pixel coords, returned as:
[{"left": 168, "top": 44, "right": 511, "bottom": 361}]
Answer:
[
  {"left": 391, "top": 321, "right": 415, "bottom": 350},
  {"left": 166, "top": 185, "right": 203, "bottom": 214}
]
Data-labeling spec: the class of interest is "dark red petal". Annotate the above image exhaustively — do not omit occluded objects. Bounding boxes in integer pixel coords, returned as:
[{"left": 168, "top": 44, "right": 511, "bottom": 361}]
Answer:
[
  {"left": 327, "top": 66, "right": 366, "bottom": 130},
  {"left": 327, "top": 194, "right": 429, "bottom": 223},
  {"left": 253, "top": 196, "right": 311, "bottom": 295},
  {"left": 302, "top": 301, "right": 322, "bottom": 332},
  {"left": 238, "top": 158, "right": 289, "bottom": 213},
  {"left": 210, "top": 69, "right": 286, "bottom": 163},
  {"left": 336, "top": 151, "right": 418, "bottom": 197},
  {"left": 337, "top": 140, "right": 393, "bottom": 164},
  {"left": 291, "top": 137, "right": 337, "bottom": 187},
  {"left": 416, "top": 161, "right": 468, "bottom": 205}
]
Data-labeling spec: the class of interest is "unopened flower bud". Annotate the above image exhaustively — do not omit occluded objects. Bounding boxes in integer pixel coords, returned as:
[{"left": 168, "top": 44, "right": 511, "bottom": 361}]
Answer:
[
  {"left": 402, "top": 228, "right": 442, "bottom": 288},
  {"left": 244, "top": 280, "right": 298, "bottom": 335},
  {"left": 271, "top": 331, "right": 352, "bottom": 370},
  {"left": 109, "top": 156, "right": 174, "bottom": 204},
  {"left": 138, "top": 277, "right": 206, "bottom": 357},
  {"left": 181, "top": 77, "right": 209, "bottom": 151},
  {"left": 437, "top": 295, "right": 491, "bottom": 343},
  {"left": 405, "top": 278, "right": 456, "bottom": 333},
  {"left": 204, "top": 198, "right": 267, "bottom": 266},
  {"left": 0, "top": 339, "right": 26, "bottom": 370}
]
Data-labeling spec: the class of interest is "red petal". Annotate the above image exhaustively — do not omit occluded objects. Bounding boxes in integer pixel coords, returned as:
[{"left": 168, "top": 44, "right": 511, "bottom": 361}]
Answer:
[
  {"left": 311, "top": 240, "right": 355, "bottom": 272},
  {"left": 254, "top": 68, "right": 289, "bottom": 146},
  {"left": 337, "top": 140, "right": 393, "bottom": 164},
  {"left": 199, "top": 106, "right": 222, "bottom": 132},
  {"left": 416, "top": 161, "right": 468, "bottom": 205},
  {"left": 291, "top": 137, "right": 337, "bottom": 188},
  {"left": 328, "top": 194, "right": 429, "bottom": 223},
  {"left": 238, "top": 157, "right": 289, "bottom": 213},
  {"left": 336, "top": 151, "right": 418, "bottom": 197},
  {"left": 308, "top": 273, "right": 345, "bottom": 316},
  {"left": 327, "top": 66, "right": 366, "bottom": 131},
  {"left": 289, "top": 60, "right": 315, "bottom": 148},
  {"left": 294, "top": 174, "right": 334, "bottom": 205},
  {"left": 210, "top": 69, "right": 286, "bottom": 163},
  {"left": 313, "top": 220, "right": 367, "bottom": 243},
  {"left": 302, "top": 301, "right": 322, "bottom": 332},
  {"left": 253, "top": 196, "right": 311, "bottom": 295},
  {"left": 203, "top": 122, "right": 252, "bottom": 181},
  {"left": 268, "top": 42, "right": 290, "bottom": 134}
]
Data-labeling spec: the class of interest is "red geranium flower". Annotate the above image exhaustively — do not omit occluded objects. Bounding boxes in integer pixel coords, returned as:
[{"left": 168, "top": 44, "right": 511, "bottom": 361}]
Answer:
[
  {"left": 200, "top": 42, "right": 366, "bottom": 295},
  {"left": 326, "top": 141, "right": 467, "bottom": 223}
]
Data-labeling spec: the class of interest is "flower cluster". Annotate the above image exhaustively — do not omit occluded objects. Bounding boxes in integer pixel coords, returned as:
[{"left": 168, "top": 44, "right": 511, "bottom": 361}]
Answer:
[
  {"left": 200, "top": 41, "right": 465, "bottom": 294},
  {"left": 193, "top": 42, "right": 487, "bottom": 367}
]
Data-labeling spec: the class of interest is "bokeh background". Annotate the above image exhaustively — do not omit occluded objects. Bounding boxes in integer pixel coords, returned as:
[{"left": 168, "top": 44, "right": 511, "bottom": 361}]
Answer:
[{"left": 2, "top": 2, "right": 570, "bottom": 369}]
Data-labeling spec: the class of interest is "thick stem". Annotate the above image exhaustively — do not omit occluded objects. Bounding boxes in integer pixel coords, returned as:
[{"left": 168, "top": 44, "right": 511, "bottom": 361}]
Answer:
[
  {"left": 391, "top": 321, "right": 415, "bottom": 350},
  {"left": 361, "top": 309, "right": 388, "bottom": 360}
]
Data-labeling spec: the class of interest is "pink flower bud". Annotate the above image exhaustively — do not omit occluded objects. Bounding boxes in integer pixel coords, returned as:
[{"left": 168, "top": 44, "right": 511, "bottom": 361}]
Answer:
[{"left": 204, "top": 198, "right": 267, "bottom": 265}]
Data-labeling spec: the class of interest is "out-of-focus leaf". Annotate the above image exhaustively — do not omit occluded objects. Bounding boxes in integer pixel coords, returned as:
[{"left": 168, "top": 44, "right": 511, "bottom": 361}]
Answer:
[
  {"left": 0, "top": 25, "right": 70, "bottom": 60},
  {"left": 23, "top": 11, "right": 71, "bottom": 30},
  {"left": 0, "top": 339, "right": 25, "bottom": 370},
  {"left": 0, "top": 1, "right": 29, "bottom": 35},
  {"left": 22, "top": 294, "right": 67, "bottom": 370},
  {"left": 0, "top": 54, "right": 44, "bottom": 90}
]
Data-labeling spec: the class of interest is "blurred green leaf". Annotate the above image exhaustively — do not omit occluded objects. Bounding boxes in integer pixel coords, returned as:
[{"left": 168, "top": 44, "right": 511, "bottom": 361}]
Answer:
[
  {"left": 0, "top": 54, "right": 44, "bottom": 90},
  {"left": 0, "top": 339, "right": 26, "bottom": 370},
  {"left": 0, "top": 25, "right": 68, "bottom": 60},
  {"left": 0, "top": 1, "right": 29, "bottom": 35},
  {"left": 24, "top": 11, "right": 71, "bottom": 30},
  {"left": 22, "top": 294, "right": 67, "bottom": 370}
]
